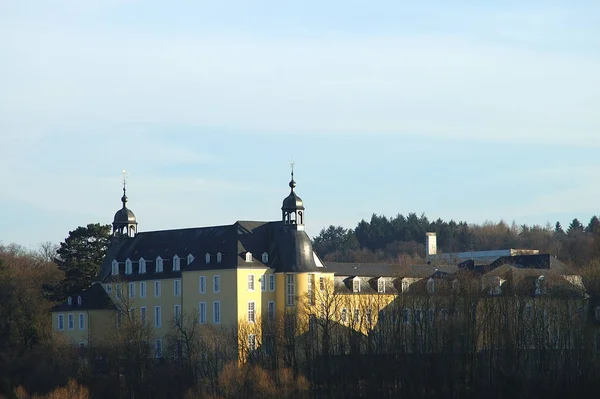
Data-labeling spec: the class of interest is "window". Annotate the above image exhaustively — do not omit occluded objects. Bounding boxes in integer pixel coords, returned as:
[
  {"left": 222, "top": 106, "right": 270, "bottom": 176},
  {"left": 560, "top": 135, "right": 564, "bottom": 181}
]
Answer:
[
  {"left": 535, "top": 275, "right": 546, "bottom": 295},
  {"left": 377, "top": 278, "right": 385, "bottom": 293},
  {"left": 125, "top": 259, "right": 132, "bottom": 274},
  {"left": 58, "top": 314, "right": 64, "bottom": 331},
  {"left": 79, "top": 313, "right": 85, "bottom": 330},
  {"left": 286, "top": 274, "right": 295, "bottom": 306},
  {"left": 106, "top": 284, "right": 112, "bottom": 294},
  {"left": 427, "top": 278, "right": 435, "bottom": 294},
  {"left": 248, "top": 301, "right": 256, "bottom": 323},
  {"left": 199, "top": 276, "right": 206, "bottom": 294},
  {"left": 213, "top": 275, "right": 220, "bottom": 293},
  {"left": 401, "top": 280, "right": 410, "bottom": 293},
  {"left": 216, "top": 252, "right": 222, "bottom": 263},
  {"left": 154, "top": 306, "right": 162, "bottom": 328},
  {"left": 319, "top": 276, "right": 325, "bottom": 291},
  {"left": 155, "top": 339, "right": 163, "bottom": 358},
  {"left": 269, "top": 274, "right": 275, "bottom": 292},
  {"left": 488, "top": 276, "right": 501, "bottom": 295},
  {"left": 187, "top": 253, "right": 194, "bottom": 264},
  {"left": 261, "top": 275, "right": 266, "bottom": 291},
  {"left": 199, "top": 302, "right": 207, "bottom": 324},
  {"left": 129, "top": 307, "right": 136, "bottom": 323},
  {"left": 112, "top": 260, "right": 119, "bottom": 275},
  {"left": 308, "top": 274, "right": 315, "bottom": 305},
  {"left": 268, "top": 301, "right": 275, "bottom": 322},
  {"left": 68, "top": 314, "right": 74, "bottom": 330},
  {"left": 213, "top": 301, "right": 220, "bottom": 324},
  {"left": 116, "top": 284, "right": 122, "bottom": 299},
  {"left": 128, "top": 282, "right": 136, "bottom": 298},
  {"left": 154, "top": 281, "right": 161, "bottom": 298},
  {"left": 77, "top": 296, "right": 82, "bottom": 306},
  {"left": 173, "top": 255, "right": 180, "bottom": 271},
  {"left": 205, "top": 253, "right": 210, "bottom": 264},
  {"left": 156, "top": 256, "right": 163, "bottom": 273},
  {"left": 174, "top": 280, "right": 181, "bottom": 297},
  {"left": 341, "top": 308, "right": 348, "bottom": 323},
  {"left": 139, "top": 257, "right": 146, "bottom": 274},
  {"left": 140, "top": 307, "right": 147, "bottom": 325},
  {"left": 352, "top": 278, "right": 360, "bottom": 293},
  {"left": 366, "top": 308, "right": 373, "bottom": 324},
  {"left": 353, "top": 308, "right": 359, "bottom": 323},
  {"left": 67, "top": 296, "right": 72, "bottom": 305},
  {"left": 140, "top": 282, "right": 146, "bottom": 298},
  {"left": 245, "top": 252, "right": 252, "bottom": 262},
  {"left": 248, "top": 334, "right": 256, "bottom": 351},
  {"left": 248, "top": 274, "right": 255, "bottom": 291},
  {"left": 174, "top": 305, "right": 181, "bottom": 325},
  {"left": 262, "top": 252, "right": 268, "bottom": 263}
]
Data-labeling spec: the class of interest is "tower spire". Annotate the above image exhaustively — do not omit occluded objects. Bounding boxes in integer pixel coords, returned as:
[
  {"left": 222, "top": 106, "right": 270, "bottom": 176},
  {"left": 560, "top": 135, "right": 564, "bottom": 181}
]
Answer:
[
  {"left": 121, "top": 169, "right": 129, "bottom": 208},
  {"left": 113, "top": 169, "right": 137, "bottom": 237},
  {"left": 289, "top": 159, "right": 296, "bottom": 191}
]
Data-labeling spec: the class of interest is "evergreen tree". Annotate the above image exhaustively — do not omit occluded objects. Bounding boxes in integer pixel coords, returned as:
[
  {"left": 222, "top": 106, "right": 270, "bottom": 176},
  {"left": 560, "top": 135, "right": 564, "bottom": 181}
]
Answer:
[
  {"left": 567, "top": 218, "right": 585, "bottom": 236},
  {"left": 554, "top": 221, "right": 564, "bottom": 234},
  {"left": 587, "top": 216, "right": 600, "bottom": 235},
  {"left": 54, "top": 223, "right": 111, "bottom": 298}
]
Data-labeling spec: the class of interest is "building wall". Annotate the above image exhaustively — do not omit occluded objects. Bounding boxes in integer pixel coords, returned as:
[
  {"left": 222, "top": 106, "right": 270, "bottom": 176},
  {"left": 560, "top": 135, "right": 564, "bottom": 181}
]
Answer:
[
  {"left": 182, "top": 269, "right": 238, "bottom": 326},
  {"left": 52, "top": 309, "right": 114, "bottom": 346}
]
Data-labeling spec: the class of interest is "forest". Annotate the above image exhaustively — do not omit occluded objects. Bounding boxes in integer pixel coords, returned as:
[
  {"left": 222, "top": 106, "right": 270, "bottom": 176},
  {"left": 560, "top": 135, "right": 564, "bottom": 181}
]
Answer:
[{"left": 1, "top": 213, "right": 600, "bottom": 398}]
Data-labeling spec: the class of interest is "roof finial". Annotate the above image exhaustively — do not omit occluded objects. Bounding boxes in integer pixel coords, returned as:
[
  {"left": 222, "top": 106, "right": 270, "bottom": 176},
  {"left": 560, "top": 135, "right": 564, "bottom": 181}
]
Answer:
[
  {"left": 121, "top": 169, "right": 129, "bottom": 208},
  {"left": 289, "top": 159, "right": 296, "bottom": 190}
]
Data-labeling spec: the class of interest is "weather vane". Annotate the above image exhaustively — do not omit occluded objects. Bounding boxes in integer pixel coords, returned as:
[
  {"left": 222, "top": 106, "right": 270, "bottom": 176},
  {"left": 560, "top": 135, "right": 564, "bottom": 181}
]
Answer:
[
  {"left": 289, "top": 158, "right": 295, "bottom": 177},
  {"left": 121, "top": 169, "right": 129, "bottom": 191}
]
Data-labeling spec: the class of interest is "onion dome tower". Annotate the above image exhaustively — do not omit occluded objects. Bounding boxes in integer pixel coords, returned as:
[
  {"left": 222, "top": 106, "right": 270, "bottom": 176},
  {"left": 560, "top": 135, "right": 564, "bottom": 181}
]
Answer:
[
  {"left": 112, "top": 172, "right": 137, "bottom": 238},
  {"left": 281, "top": 167, "right": 305, "bottom": 231}
]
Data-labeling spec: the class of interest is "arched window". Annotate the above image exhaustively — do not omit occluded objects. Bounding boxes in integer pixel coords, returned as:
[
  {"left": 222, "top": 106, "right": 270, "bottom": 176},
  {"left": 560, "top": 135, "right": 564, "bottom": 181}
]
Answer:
[
  {"left": 245, "top": 252, "right": 252, "bottom": 262},
  {"left": 427, "top": 278, "right": 435, "bottom": 294},
  {"left": 217, "top": 252, "right": 222, "bottom": 263},
  {"left": 112, "top": 259, "right": 119, "bottom": 275},
  {"left": 77, "top": 296, "right": 82, "bottom": 306},
  {"left": 139, "top": 258, "right": 146, "bottom": 274},
  {"left": 205, "top": 253, "right": 210, "bottom": 264},
  {"left": 67, "top": 296, "right": 72, "bottom": 306},
  {"left": 156, "top": 256, "right": 163, "bottom": 273},
  {"left": 261, "top": 252, "right": 269, "bottom": 263},
  {"left": 352, "top": 278, "right": 360, "bottom": 293},
  {"left": 187, "top": 253, "right": 194, "bottom": 265},
  {"left": 535, "top": 275, "right": 546, "bottom": 295},
  {"left": 173, "top": 255, "right": 180, "bottom": 271},
  {"left": 125, "top": 259, "right": 132, "bottom": 274}
]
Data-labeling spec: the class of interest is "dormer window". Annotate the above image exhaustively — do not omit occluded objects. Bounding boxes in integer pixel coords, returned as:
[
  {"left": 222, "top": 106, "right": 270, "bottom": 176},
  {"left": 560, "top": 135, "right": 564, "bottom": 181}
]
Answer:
[
  {"left": 187, "top": 253, "right": 194, "bottom": 265},
  {"left": 401, "top": 279, "right": 410, "bottom": 293},
  {"left": 488, "top": 276, "right": 501, "bottom": 295},
  {"left": 217, "top": 252, "right": 222, "bottom": 263},
  {"left": 112, "top": 260, "right": 119, "bottom": 275},
  {"left": 352, "top": 278, "right": 360, "bottom": 293},
  {"left": 77, "top": 296, "right": 82, "bottom": 306},
  {"left": 205, "top": 253, "right": 210, "bottom": 264},
  {"left": 67, "top": 296, "right": 72, "bottom": 306},
  {"left": 377, "top": 278, "right": 385, "bottom": 293},
  {"left": 262, "top": 252, "right": 269, "bottom": 263},
  {"left": 427, "top": 278, "right": 435, "bottom": 294},
  {"left": 156, "top": 256, "right": 163, "bottom": 273},
  {"left": 139, "top": 258, "right": 146, "bottom": 274},
  {"left": 535, "top": 275, "right": 546, "bottom": 295},
  {"left": 125, "top": 259, "right": 132, "bottom": 275},
  {"left": 245, "top": 252, "right": 252, "bottom": 262},
  {"left": 173, "top": 255, "right": 180, "bottom": 271}
]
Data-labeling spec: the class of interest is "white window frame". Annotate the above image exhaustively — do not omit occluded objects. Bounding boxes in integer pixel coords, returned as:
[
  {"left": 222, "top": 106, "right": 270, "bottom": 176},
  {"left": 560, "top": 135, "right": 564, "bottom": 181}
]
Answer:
[
  {"left": 155, "top": 339, "right": 162, "bottom": 358},
  {"left": 217, "top": 252, "right": 222, "bottom": 263},
  {"left": 140, "top": 306, "right": 147, "bottom": 326},
  {"left": 319, "top": 276, "right": 325, "bottom": 291},
  {"left": 213, "top": 301, "right": 221, "bottom": 324},
  {"left": 156, "top": 256, "right": 163, "bottom": 273},
  {"left": 77, "top": 296, "right": 82, "bottom": 306},
  {"left": 128, "top": 282, "right": 136, "bottom": 299},
  {"left": 213, "top": 275, "right": 220, "bottom": 293},
  {"left": 353, "top": 308, "right": 360, "bottom": 323},
  {"left": 245, "top": 252, "right": 252, "bottom": 262},
  {"left": 286, "top": 274, "right": 295, "bottom": 306},
  {"left": 174, "top": 279, "right": 181, "bottom": 297},
  {"left": 248, "top": 334, "right": 256, "bottom": 351},
  {"left": 427, "top": 278, "right": 435, "bottom": 294},
  {"left": 112, "top": 260, "right": 119, "bottom": 275},
  {"left": 261, "top": 275, "right": 266, "bottom": 292},
  {"left": 58, "top": 314, "right": 64, "bottom": 331},
  {"left": 125, "top": 258, "right": 132, "bottom": 275},
  {"left": 174, "top": 304, "right": 181, "bottom": 326},
  {"left": 106, "top": 284, "right": 112, "bottom": 294},
  {"left": 79, "top": 313, "right": 85, "bottom": 330},
  {"left": 199, "top": 276, "right": 206, "bottom": 294},
  {"left": 140, "top": 281, "right": 146, "bottom": 298},
  {"left": 248, "top": 274, "right": 255, "bottom": 291},
  {"left": 154, "top": 281, "right": 161, "bottom": 298},
  {"left": 269, "top": 274, "right": 275, "bottom": 292},
  {"left": 205, "top": 253, "right": 210, "bottom": 264},
  {"left": 139, "top": 257, "right": 146, "bottom": 274},
  {"left": 173, "top": 255, "right": 180, "bottom": 271},
  {"left": 199, "top": 302, "right": 207, "bottom": 324},
  {"left": 308, "top": 274, "right": 314, "bottom": 305},
  {"left": 68, "top": 314, "right": 74, "bottom": 330},
  {"left": 377, "top": 278, "right": 385, "bottom": 293},
  {"left": 268, "top": 301, "right": 275, "bottom": 322},
  {"left": 187, "top": 253, "right": 194, "bottom": 264},
  {"left": 352, "top": 278, "right": 360, "bottom": 293},
  {"left": 154, "top": 306, "right": 162, "bottom": 328},
  {"left": 262, "top": 252, "right": 268, "bottom": 263},
  {"left": 248, "top": 301, "right": 256, "bottom": 323}
]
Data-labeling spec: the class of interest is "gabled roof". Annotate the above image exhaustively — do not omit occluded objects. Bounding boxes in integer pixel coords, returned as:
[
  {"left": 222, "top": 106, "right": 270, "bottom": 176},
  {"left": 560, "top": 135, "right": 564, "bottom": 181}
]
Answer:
[
  {"left": 325, "top": 262, "right": 457, "bottom": 279},
  {"left": 51, "top": 283, "right": 117, "bottom": 312},
  {"left": 96, "top": 220, "right": 324, "bottom": 282}
]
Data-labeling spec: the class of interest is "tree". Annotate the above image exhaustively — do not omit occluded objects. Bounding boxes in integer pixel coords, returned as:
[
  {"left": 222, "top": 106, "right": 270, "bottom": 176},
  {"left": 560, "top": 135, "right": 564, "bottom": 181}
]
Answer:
[
  {"left": 54, "top": 223, "right": 111, "bottom": 299},
  {"left": 567, "top": 218, "right": 584, "bottom": 236}
]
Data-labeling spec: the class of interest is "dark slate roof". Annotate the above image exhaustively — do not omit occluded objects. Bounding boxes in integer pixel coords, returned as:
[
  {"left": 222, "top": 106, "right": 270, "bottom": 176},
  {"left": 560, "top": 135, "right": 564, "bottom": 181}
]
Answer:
[
  {"left": 52, "top": 283, "right": 117, "bottom": 312},
  {"left": 97, "top": 220, "right": 324, "bottom": 282},
  {"left": 460, "top": 254, "right": 575, "bottom": 276},
  {"left": 325, "top": 262, "right": 457, "bottom": 279}
]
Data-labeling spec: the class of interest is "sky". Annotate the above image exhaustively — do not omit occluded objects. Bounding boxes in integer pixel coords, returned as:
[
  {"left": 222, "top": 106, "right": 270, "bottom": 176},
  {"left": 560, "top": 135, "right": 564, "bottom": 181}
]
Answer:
[{"left": 1, "top": 0, "right": 600, "bottom": 248}]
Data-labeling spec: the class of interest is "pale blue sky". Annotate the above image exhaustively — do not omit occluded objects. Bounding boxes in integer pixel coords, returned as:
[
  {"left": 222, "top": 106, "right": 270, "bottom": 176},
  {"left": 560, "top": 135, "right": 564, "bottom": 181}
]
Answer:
[{"left": 1, "top": 1, "right": 599, "bottom": 248}]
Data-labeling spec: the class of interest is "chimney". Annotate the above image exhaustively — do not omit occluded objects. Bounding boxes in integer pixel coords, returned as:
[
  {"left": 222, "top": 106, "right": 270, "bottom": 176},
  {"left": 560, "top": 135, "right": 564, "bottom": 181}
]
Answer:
[{"left": 425, "top": 232, "right": 437, "bottom": 260}]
